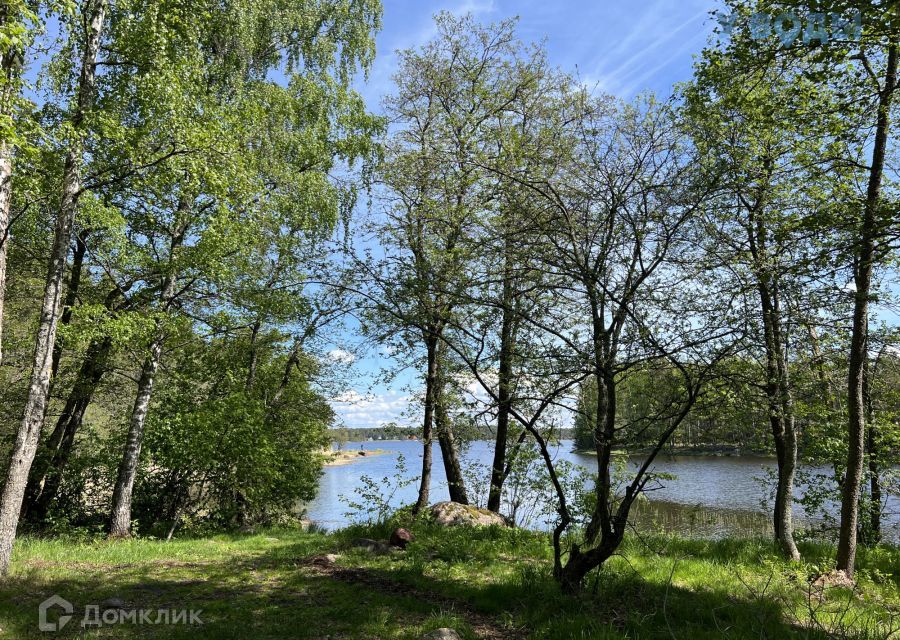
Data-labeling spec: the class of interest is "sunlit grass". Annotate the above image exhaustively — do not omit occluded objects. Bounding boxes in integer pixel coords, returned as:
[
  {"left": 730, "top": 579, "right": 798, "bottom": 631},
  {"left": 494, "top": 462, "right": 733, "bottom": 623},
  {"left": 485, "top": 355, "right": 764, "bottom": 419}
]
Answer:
[{"left": 0, "top": 524, "right": 896, "bottom": 639}]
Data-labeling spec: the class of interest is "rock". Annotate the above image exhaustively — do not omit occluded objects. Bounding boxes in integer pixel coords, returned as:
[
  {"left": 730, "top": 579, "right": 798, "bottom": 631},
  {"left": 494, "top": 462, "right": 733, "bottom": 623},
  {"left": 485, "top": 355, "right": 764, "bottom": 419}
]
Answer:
[
  {"left": 308, "top": 554, "right": 340, "bottom": 566},
  {"left": 430, "top": 502, "right": 507, "bottom": 528},
  {"left": 349, "top": 537, "right": 394, "bottom": 555},
  {"left": 100, "top": 597, "right": 126, "bottom": 610},
  {"left": 812, "top": 570, "right": 855, "bottom": 589},
  {"left": 389, "top": 527, "right": 414, "bottom": 549},
  {"left": 422, "top": 629, "right": 461, "bottom": 640}
]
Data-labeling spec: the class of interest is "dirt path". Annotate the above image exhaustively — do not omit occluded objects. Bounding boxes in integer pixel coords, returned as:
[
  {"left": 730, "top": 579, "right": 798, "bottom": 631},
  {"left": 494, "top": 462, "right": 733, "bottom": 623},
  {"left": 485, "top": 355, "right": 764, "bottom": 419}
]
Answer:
[{"left": 300, "top": 555, "right": 527, "bottom": 639}]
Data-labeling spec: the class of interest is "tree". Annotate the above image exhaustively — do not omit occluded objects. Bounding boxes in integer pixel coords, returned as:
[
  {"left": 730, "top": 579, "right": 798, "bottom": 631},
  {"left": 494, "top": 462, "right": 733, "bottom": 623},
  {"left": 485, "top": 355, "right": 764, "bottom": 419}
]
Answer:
[
  {"left": 366, "top": 14, "right": 557, "bottom": 513},
  {"left": 715, "top": 0, "right": 900, "bottom": 580},
  {"left": 440, "top": 73, "right": 730, "bottom": 590},
  {"left": 0, "top": 0, "right": 51, "bottom": 365},
  {"left": 525, "top": 95, "right": 727, "bottom": 592},
  {"left": 0, "top": 0, "right": 107, "bottom": 575},
  {"left": 683, "top": 52, "right": 850, "bottom": 560},
  {"left": 106, "top": 0, "right": 381, "bottom": 536},
  {"left": 366, "top": 14, "right": 518, "bottom": 510}
]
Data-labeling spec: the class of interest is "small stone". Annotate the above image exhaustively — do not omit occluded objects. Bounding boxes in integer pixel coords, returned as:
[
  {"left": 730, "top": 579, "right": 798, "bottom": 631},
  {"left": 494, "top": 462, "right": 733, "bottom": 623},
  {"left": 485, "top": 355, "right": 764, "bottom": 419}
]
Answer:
[
  {"left": 422, "top": 629, "right": 461, "bottom": 640},
  {"left": 389, "top": 527, "right": 414, "bottom": 549},
  {"left": 306, "top": 554, "right": 340, "bottom": 567},
  {"left": 349, "top": 538, "right": 394, "bottom": 555},
  {"left": 101, "top": 597, "right": 126, "bottom": 610}
]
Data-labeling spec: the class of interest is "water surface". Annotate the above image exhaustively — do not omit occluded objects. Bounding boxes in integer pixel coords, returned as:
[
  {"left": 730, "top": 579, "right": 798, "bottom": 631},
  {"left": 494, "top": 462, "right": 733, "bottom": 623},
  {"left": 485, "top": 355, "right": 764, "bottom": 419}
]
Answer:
[{"left": 306, "top": 439, "right": 899, "bottom": 542}]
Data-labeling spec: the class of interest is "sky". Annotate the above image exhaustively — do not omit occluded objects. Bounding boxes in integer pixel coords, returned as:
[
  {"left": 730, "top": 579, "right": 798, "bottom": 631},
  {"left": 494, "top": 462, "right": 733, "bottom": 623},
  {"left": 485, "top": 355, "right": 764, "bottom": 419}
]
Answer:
[{"left": 330, "top": 0, "right": 723, "bottom": 430}]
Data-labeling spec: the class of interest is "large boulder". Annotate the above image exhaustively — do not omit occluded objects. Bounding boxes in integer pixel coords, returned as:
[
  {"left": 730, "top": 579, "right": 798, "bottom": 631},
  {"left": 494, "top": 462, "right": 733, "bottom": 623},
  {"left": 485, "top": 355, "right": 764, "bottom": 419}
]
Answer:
[
  {"left": 389, "top": 527, "right": 414, "bottom": 549},
  {"left": 430, "top": 502, "right": 507, "bottom": 528}
]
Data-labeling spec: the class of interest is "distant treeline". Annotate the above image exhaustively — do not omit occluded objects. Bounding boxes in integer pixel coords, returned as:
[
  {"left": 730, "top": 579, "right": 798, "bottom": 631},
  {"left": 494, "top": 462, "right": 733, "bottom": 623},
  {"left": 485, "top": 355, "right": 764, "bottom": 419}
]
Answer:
[{"left": 331, "top": 425, "right": 577, "bottom": 443}]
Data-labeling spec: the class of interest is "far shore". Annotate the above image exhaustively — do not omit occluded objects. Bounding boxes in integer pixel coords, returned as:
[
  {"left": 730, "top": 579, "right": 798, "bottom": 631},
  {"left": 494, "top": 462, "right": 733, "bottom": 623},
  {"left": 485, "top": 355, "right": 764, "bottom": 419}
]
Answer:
[
  {"left": 324, "top": 448, "right": 392, "bottom": 466},
  {"left": 331, "top": 437, "right": 772, "bottom": 458}
]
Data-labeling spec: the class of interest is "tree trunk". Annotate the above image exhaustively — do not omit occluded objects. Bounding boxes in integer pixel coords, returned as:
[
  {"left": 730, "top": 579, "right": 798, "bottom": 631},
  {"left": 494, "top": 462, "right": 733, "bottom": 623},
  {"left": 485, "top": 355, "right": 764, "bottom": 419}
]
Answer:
[
  {"left": 837, "top": 41, "right": 897, "bottom": 579},
  {"left": 108, "top": 213, "right": 188, "bottom": 538},
  {"left": 0, "top": 141, "right": 10, "bottom": 367},
  {"left": 413, "top": 335, "right": 438, "bottom": 514},
  {"left": 434, "top": 356, "right": 468, "bottom": 504},
  {"left": 0, "top": 4, "right": 20, "bottom": 367},
  {"left": 108, "top": 335, "right": 164, "bottom": 537},
  {"left": 245, "top": 319, "right": 261, "bottom": 391},
  {"left": 558, "top": 541, "right": 617, "bottom": 595},
  {"left": 866, "top": 431, "right": 882, "bottom": 546},
  {"left": 0, "top": 0, "right": 107, "bottom": 575},
  {"left": 488, "top": 254, "right": 515, "bottom": 512},
  {"left": 771, "top": 412, "right": 800, "bottom": 560},
  {"left": 21, "top": 231, "right": 91, "bottom": 522},
  {"left": 763, "top": 309, "right": 800, "bottom": 562},
  {"left": 23, "top": 336, "right": 113, "bottom": 521},
  {"left": 747, "top": 198, "right": 800, "bottom": 561},
  {"left": 863, "top": 357, "right": 881, "bottom": 545},
  {"left": 51, "top": 231, "right": 88, "bottom": 378}
]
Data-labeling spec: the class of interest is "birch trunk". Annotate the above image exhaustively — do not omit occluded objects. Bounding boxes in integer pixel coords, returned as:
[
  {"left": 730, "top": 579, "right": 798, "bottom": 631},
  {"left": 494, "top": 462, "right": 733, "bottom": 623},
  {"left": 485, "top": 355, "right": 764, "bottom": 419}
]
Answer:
[
  {"left": 0, "top": 142, "right": 10, "bottom": 366},
  {"left": 0, "top": 3, "right": 19, "bottom": 366},
  {"left": 0, "top": 0, "right": 107, "bottom": 575},
  {"left": 108, "top": 334, "right": 165, "bottom": 537},
  {"left": 108, "top": 214, "right": 188, "bottom": 538},
  {"left": 51, "top": 232, "right": 88, "bottom": 377},
  {"left": 23, "top": 336, "right": 113, "bottom": 521}
]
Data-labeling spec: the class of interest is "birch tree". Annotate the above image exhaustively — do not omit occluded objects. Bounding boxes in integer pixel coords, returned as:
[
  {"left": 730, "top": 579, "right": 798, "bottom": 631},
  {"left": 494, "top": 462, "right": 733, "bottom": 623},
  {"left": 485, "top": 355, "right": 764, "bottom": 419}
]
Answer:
[
  {"left": 0, "top": 0, "right": 107, "bottom": 575},
  {"left": 106, "top": 0, "right": 381, "bottom": 537}
]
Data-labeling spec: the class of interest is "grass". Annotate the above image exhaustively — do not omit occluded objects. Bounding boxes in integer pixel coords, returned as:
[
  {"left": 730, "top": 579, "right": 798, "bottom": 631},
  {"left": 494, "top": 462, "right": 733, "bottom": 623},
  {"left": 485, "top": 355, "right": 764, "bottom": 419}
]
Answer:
[{"left": 0, "top": 522, "right": 897, "bottom": 639}]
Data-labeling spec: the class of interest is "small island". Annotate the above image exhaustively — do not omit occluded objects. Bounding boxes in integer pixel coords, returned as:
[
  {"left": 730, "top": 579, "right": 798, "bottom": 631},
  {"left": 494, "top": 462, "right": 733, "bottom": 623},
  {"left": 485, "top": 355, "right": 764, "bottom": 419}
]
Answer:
[{"left": 324, "top": 448, "right": 392, "bottom": 467}]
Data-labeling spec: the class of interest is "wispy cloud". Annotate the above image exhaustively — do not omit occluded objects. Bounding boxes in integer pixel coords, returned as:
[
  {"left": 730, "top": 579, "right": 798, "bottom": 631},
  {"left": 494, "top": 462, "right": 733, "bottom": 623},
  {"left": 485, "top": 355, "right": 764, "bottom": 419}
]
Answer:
[
  {"left": 331, "top": 390, "right": 415, "bottom": 428},
  {"left": 584, "top": 5, "right": 711, "bottom": 96}
]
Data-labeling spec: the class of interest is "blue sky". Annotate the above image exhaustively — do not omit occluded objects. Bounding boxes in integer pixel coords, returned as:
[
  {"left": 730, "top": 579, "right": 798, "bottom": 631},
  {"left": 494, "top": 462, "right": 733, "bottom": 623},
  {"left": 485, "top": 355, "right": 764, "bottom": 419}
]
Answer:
[
  {"left": 357, "top": 0, "right": 717, "bottom": 109},
  {"left": 331, "top": 0, "right": 723, "bottom": 430}
]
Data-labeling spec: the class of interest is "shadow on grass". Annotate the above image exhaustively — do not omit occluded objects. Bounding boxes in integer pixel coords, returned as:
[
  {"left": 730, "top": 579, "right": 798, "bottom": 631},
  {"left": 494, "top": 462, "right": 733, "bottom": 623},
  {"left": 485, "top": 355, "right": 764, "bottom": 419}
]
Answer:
[{"left": 0, "top": 529, "right": 893, "bottom": 640}]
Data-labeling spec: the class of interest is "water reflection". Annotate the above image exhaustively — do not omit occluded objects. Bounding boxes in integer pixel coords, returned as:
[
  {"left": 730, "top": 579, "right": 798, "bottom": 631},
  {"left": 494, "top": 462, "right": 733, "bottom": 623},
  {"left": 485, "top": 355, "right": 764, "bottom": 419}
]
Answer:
[{"left": 305, "top": 440, "right": 898, "bottom": 542}]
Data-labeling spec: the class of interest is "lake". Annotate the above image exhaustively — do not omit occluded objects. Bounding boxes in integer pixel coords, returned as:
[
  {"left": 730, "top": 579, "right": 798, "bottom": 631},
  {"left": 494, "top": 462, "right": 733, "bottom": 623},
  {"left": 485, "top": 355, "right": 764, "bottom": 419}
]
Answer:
[{"left": 305, "top": 439, "right": 900, "bottom": 542}]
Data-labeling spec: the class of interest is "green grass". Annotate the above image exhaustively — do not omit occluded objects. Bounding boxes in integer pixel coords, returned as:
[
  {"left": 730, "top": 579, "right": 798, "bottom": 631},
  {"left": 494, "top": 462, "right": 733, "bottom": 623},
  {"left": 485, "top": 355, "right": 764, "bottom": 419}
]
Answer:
[{"left": 1, "top": 523, "right": 897, "bottom": 639}]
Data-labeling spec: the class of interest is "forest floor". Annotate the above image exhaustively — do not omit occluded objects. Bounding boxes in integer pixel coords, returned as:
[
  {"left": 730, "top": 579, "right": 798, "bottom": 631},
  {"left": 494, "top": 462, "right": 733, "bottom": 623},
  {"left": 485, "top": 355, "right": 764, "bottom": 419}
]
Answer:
[{"left": 1, "top": 522, "right": 898, "bottom": 639}]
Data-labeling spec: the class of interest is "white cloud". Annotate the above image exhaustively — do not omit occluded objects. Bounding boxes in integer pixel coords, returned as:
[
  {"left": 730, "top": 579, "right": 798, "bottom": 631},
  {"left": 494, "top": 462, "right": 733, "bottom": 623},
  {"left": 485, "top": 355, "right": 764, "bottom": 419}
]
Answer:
[
  {"left": 327, "top": 349, "right": 357, "bottom": 365},
  {"left": 331, "top": 390, "right": 415, "bottom": 429}
]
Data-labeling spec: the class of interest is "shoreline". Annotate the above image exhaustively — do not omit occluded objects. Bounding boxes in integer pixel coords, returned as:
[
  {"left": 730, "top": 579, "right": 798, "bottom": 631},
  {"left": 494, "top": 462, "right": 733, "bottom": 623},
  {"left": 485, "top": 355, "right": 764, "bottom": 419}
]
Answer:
[
  {"left": 324, "top": 448, "right": 392, "bottom": 466},
  {"left": 332, "top": 438, "right": 772, "bottom": 458}
]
